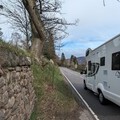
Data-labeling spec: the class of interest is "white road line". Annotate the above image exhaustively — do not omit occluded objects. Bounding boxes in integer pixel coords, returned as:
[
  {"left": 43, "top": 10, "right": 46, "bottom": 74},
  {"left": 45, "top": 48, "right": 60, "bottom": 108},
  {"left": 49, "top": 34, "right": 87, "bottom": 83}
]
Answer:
[{"left": 61, "top": 70, "right": 99, "bottom": 120}]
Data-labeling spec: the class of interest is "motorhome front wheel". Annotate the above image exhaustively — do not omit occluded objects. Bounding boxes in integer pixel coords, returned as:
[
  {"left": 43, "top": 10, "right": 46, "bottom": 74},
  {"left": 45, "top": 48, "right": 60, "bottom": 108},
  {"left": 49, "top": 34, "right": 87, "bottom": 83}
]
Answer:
[
  {"left": 83, "top": 80, "right": 87, "bottom": 90},
  {"left": 98, "top": 91, "right": 106, "bottom": 105}
]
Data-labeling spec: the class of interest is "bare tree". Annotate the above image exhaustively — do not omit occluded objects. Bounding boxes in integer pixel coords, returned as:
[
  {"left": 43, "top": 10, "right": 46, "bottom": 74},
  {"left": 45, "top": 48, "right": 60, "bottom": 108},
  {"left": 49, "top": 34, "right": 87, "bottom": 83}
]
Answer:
[
  {"left": 1, "top": 0, "right": 77, "bottom": 60},
  {"left": 102, "top": 0, "right": 120, "bottom": 6},
  {"left": 36, "top": 0, "right": 77, "bottom": 61},
  {"left": 22, "top": 0, "right": 47, "bottom": 60},
  {"left": 38, "top": 0, "right": 77, "bottom": 42},
  {"left": 0, "top": 0, "right": 31, "bottom": 50},
  {"left": 9, "top": 32, "right": 22, "bottom": 47}
]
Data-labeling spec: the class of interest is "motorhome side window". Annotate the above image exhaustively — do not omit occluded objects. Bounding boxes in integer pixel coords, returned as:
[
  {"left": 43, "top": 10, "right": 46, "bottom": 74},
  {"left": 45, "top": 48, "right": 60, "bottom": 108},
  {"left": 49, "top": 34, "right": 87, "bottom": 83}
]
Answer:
[
  {"left": 112, "top": 51, "right": 120, "bottom": 70},
  {"left": 88, "top": 61, "right": 91, "bottom": 71},
  {"left": 100, "top": 57, "right": 105, "bottom": 66}
]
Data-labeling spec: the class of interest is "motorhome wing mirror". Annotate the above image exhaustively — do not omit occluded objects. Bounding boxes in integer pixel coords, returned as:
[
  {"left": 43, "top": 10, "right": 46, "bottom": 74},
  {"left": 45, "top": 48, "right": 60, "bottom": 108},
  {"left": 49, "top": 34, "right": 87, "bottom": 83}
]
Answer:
[
  {"left": 80, "top": 70, "right": 87, "bottom": 74},
  {"left": 80, "top": 71, "right": 83, "bottom": 74}
]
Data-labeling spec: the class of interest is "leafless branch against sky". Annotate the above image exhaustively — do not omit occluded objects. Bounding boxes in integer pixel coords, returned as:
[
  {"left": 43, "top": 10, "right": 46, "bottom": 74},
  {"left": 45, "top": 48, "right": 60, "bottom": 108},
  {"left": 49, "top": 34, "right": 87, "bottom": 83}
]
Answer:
[{"left": 103, "top": 0, "right": 120, "bottom": 6}]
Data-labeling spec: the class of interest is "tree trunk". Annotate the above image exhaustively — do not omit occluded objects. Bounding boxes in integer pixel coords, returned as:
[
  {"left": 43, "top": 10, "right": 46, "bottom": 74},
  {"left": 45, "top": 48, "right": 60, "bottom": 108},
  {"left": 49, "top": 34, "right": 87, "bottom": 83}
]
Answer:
[
  {"left": 31, "top": 37, "right": 44, "bottom": 60},
  {"left": 22, "top": 0, "right": 45, "bottom": 59},
  {"left": 30, "top": 15, "right": 44, "bottom": 59},
  {"left": 22, "top": 0, "right": 46, "bottom": 41}
]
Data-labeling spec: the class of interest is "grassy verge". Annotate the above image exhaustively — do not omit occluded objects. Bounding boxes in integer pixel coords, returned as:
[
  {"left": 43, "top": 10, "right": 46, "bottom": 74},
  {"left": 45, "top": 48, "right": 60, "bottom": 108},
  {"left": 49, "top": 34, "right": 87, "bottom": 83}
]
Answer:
[{"left": 30, "top": 62, "right": 82, "bottom": 120}]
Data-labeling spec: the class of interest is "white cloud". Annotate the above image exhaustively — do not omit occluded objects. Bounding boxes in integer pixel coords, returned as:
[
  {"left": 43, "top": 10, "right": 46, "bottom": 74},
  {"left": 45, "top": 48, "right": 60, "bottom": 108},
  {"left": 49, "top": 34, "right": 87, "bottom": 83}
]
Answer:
[{"left": 60, "top": 0, "right": 120, "bottom": 58}]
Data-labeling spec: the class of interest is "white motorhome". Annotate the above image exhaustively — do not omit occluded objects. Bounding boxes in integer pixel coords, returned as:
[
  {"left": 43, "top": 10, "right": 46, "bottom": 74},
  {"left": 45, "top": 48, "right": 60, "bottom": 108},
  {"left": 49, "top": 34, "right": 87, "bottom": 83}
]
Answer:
[{"left": 82, "top": 34, "right": 120, "bottom": 106}]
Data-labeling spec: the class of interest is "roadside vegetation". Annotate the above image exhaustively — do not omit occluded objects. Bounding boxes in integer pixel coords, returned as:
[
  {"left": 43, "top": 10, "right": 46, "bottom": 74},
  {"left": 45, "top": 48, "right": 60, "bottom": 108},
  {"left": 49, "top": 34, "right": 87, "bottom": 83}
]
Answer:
[
  {"left": 30, "top": 61, "right": 81, "bottom": 120},
  {"left": 60, "top": 53, "right": 86, "bottom": 72},
  {"left": 0, "top": 39, "right": 28, "bottom": 57}
]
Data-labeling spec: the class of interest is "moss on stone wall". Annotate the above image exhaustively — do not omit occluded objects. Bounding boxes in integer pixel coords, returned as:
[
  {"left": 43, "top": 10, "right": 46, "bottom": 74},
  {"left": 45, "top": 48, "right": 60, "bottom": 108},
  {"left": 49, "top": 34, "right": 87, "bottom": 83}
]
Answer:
[{"left": 0, "top": 40, "right": 31, "bottom": 67}]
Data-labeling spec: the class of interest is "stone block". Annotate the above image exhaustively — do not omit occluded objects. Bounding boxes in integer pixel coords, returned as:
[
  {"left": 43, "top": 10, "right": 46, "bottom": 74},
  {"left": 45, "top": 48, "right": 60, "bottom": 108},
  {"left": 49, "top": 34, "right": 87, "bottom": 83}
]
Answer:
[
  {"left": 11, "top": 115, "right": 17, "bottom": 120},
  {"left": 16, "top": 67, "right": 21, "bottom": 72},
  {"left": 0, "top": 86, "right": 6, "bottom": 94},
  {"left": 5, "top": 109, "right": 12, "bottom": 119},
  {"left": 0, "top": 77, "right": 5, "bottom": 88},
  {"left": 7, "top": 97, "right": 15, "bottom": 108},
  {"left": 0, "top": 109, "right": 5, "bottom": 120},
  {"left": 0, "top": 69, "right": 3, "bottom": 77},
  {"left": 14, "top": 85, "right": 21, "bottom": 94},
  {"left": 3, "top": 91, "right": 9, "bottom": 105}
]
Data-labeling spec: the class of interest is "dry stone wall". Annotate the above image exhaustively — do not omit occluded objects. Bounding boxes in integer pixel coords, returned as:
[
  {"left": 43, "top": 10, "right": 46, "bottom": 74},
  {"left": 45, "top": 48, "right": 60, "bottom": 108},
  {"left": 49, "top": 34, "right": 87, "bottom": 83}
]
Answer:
[{"left": 0, "top": 48, "right": 35, "bottom": 120}]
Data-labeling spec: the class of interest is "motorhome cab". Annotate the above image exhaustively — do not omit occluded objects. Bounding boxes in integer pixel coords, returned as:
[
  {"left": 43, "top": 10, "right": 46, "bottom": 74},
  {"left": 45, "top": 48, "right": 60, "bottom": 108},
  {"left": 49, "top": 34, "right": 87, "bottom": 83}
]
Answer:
[{"left": 82, "top": 34, "right": 120, "bottom": 106}]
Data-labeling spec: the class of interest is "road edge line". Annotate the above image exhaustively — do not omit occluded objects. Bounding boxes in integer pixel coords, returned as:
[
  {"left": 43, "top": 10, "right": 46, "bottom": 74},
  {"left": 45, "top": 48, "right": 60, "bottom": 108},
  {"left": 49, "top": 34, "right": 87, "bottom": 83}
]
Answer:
[{"left": 61, "top": 70, "right": 99, "bottom": 120}]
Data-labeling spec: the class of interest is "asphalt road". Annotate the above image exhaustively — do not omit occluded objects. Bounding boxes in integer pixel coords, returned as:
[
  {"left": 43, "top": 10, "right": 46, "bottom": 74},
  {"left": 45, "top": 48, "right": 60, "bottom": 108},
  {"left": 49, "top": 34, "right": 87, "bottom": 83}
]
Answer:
[{"left": 60, "top": 67, "right": 120, "bottom": 120}]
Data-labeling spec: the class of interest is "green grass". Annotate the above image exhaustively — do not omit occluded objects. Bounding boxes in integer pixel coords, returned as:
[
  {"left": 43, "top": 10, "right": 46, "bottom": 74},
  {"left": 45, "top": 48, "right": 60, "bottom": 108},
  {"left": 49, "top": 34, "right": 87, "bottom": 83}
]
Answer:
[{"left": 30, "top": 61, "right": 77, "bottom": 120}]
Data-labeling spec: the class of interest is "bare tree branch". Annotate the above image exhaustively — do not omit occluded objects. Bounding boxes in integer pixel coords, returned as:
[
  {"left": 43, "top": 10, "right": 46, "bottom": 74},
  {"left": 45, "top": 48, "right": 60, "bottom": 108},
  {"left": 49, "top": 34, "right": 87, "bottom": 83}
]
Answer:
[
  {"left": 103, "top": 0, "right": 105, "bottom": 6},
  {"left": 0, "top": 0, "right": 31, "bottom": 50}
]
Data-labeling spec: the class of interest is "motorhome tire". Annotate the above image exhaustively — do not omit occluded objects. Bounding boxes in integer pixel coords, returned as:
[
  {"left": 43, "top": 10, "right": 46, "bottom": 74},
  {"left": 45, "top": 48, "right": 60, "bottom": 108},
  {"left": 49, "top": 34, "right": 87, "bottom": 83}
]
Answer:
[
  {"left": 84, "top": 81, "right": 87, "bottom": 90},
  {"left": 98, "top": 91, "right": 106, "bottom": 105}
]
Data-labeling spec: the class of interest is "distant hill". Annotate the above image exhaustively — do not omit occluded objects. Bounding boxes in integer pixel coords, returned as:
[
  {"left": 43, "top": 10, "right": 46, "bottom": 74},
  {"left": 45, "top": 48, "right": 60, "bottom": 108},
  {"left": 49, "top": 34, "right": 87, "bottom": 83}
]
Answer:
[{"left": 77, "top": 56, "right": 86, "bottom": 65}]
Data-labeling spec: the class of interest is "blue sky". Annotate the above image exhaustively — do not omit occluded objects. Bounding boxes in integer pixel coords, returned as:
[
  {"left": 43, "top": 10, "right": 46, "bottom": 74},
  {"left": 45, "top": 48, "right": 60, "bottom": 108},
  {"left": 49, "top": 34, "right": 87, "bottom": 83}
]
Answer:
[
  {"left": 1, "top": 0, "right": 120, "bottom": 58},
  {"left": 57, "top": 0, "right": 120, "bottom": 58}
]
